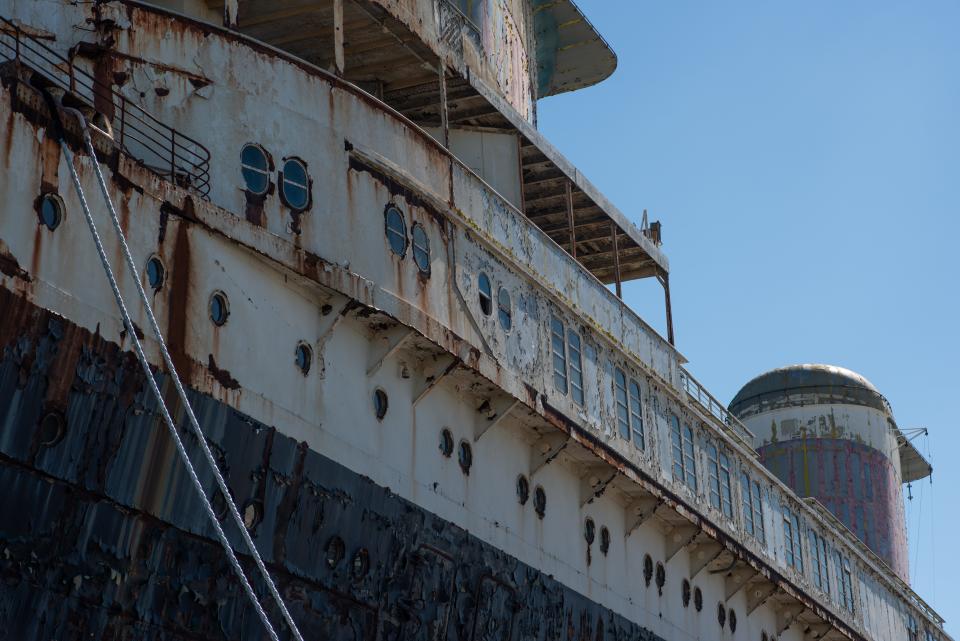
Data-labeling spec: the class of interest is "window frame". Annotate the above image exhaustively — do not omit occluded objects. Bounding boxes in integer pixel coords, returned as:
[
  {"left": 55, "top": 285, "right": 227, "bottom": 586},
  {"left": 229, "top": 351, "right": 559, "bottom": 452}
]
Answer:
[
  {"left": 411, "top": 223, "right": 431, "bottom": 275},
  {"left": 567, "top": 329, "right": 584, "bottom": 406},
  {"left": 240, "top": 143, "right": 271, "bottom": 195},
  {"left": 670, "top": 415, "right": 697, "bottom": 491},
  {"left": 551, "top": 316, "right": 568, "bottom": 395},
  {"left": 809, "top": 529, "right": 831, "bottom": 595},
  {"left": 782, "top": 506, "right": 804, "bottom": 572},
  {"left": 614, "top": 368, "right": 630, "bottom": 440},
  {"left": 497, "top": 287, "right": 512, "bottom": 331},
  {"left": 478, "top": 272, "right": 492, "bottom": 315},
  {"left": 384, "top": 205, "right": 408, "bottom": 256},
  {"left": 740, "top": 472, "right": 765, "bottom": 544},
  {"left": 707, "top": 442, "right": 733, "bottom": 518},
  {"left": 628, "top": 378, "right": 644, "bottom": 449}
]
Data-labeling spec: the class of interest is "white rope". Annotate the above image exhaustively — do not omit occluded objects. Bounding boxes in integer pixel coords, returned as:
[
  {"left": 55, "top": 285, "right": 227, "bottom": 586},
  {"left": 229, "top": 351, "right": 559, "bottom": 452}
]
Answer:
[{"left": 60, "top": 109, "right": 304, "bottom": 641}]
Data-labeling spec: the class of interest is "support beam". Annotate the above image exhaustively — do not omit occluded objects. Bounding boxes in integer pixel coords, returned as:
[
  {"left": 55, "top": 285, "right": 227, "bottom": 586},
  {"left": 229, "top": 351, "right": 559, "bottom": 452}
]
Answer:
[
  {"left": 412, "top": 354, "right": 457, "bottom": 405},
  {"left": 611, "top": 222, "right": 622, "bottom": 298},
  {"left": 438, "top": 64, "right": 449, "bottom": 148},
  {"left": 658, "top": 269, "right": 675, "bottom": 346},
  {"left": 807, "top": 623, "right": 832, "bottom": 639},
  {"left": 473, "top": 396, "right": 519, "bottom": 441},
  {"left": 565, "top": 180, "right": 577, "bottom": 258},
  {"left": 579, "top": 465, "right": 617, "bottom": 507},
  {"left": 664, "top": 524, "right": 700, "bottom": 562},
  {"left": 333, "top": 0, "right": 344, "bottom": 75},
  {"left": 366, "top": 325, "right": 414, "bottom": 376},
  {"left": 746, "top": 583, "right": 780, "bottom": 616},
  {"left": 724, "top": 564, "right": 758, "bottom": 601},
  {"left": 529, "top": 432, "right": 569, "bottom": 476},
  {"left": 688, "top": 541, "right": 724, "bottom": 578},
  {"left": 775, "top": 604, "right": 805, "bottom": 635},
  {"left": 624, "top": 496, "right": 662, "bottom": 537},
  {"left": 315, "top": 297, "right": 351, "bottom": 379}
]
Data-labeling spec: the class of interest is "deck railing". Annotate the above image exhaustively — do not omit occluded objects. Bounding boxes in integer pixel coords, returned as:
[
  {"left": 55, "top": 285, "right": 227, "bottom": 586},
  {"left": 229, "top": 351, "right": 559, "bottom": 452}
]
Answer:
[
  {"left": 679, "top": 367, "right": 756, "bottom": 447},
  {"left": 0, "top": 16, "right": 211, "bottom": 197}
]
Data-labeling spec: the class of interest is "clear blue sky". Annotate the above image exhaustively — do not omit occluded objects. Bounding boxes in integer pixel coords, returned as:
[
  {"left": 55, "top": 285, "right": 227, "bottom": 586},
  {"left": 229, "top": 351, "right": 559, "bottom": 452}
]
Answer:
[{"left": 539, "top": 1, "right": 958, "bottom": 635}]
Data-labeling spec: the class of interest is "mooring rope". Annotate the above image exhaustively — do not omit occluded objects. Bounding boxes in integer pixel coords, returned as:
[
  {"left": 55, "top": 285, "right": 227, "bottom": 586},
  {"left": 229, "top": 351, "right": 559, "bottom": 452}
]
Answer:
[{"left": 59, "top": 107, "right": 305, "bottom": 641}]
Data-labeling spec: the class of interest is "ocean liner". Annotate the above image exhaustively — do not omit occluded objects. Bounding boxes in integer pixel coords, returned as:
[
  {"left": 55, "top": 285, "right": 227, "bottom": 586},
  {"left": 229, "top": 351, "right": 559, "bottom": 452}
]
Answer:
[{"left": 0, "top": 1, "right": 948, "bottom": 640}]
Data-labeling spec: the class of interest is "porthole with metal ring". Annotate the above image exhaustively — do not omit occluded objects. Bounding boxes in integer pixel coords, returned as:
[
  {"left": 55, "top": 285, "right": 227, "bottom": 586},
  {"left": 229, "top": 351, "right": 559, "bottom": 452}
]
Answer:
[
  {"left": 295, "top": 342, "right": 312, "bottom": 375},
  {"left": 352, "top": 548, "right": 370, "bottom": 579},
  {"left": 497, "top": 287, "right": 512, "bottom": 331},
  {"left": 39, "top": 193, "right": 64, "bottom": 231},
  {"left": 325, "top": 536, "right": 345, "bottom": 568},
  {"left": 209, "top": 291, "right": 229, "bottom": 326},
  {"left": 584, "top": 518, "right": 595, "bottom": 545},
  {"left": 533, "top": 485, "right": 546, "bottom": 519},
  {"left": 694, "top": 586, "right": 703, "bottom": 612},
  {"left": 373, "top": 388, "right": 388, "bottom": 420},
  {"left": 411, "top": 223, "right": 430, "bottom": 275},
  {"left": 241, "top": 143, "right": 271, "bottom": 195},
  {"left": 717, "top": 602, "right": 727, "bottom": 628},
  {"left": 642, "top": 554, "right": 653, "bottom": 587},
  {"left": 280, "top": 157, "right": 310, "bottom": 211},
  {"left": 478, "top": 272, "right": 492, "bottom": 315},
  {"left": 38, "top": 411, "right": 65, "bottom": 447},
  {"left": 516, "top": 475, "right": 529, "bottom": 505},
  {"left": 599, "top": 526, "right": 610, "bottom": 555},
  {"left": 728, "top": 609, "right": 737, "bottom": 633},
  {"left": 681, "top": 579, "right": 691, "bottom": 607},
  {"left": 655, "top": 562, "right": 666, "bottom": 595},
  {"left": 384, "top": 205, "right": 408, "bottom": 256},
  {"left": 439, "top": 428, "right": 454, "bottom": 457},
  {"left": 458, "top": 440, "right": 472, "bottom": 475},
  {"left": 145, "top": 256, "right": 165, "bottom": 291}
]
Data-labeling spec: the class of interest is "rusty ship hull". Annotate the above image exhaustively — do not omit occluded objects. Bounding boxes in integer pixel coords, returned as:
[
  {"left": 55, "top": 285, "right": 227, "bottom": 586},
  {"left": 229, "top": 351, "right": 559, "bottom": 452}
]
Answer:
[{"left": 0, "top": 1, "right": 949, "bottom": 640}]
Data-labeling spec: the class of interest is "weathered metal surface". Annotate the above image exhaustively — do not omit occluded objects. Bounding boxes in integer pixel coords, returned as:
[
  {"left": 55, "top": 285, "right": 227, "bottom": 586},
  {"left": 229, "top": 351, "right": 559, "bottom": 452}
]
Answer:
[
  {"left": 0, "top": 290, "right": 667, "bottom": 641},
  {"left": 0, "top": 3, "right": 949, "bottom": 641}
]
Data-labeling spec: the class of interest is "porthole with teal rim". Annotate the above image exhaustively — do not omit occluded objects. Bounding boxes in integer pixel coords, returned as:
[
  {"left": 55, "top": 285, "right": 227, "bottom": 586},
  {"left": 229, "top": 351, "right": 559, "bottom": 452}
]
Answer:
[
  {"left": 295, "top": 342, "right": 312, "bottom": 375},
  {"left": 411, "top": 223, "right": 430, "bottom": 274},
  {"left": 39, "top": 193, "right": 64, "bottom": 231},
  {"left": 241, "top": 143, "right": 270, "bottom": 195},
  {"left": 280, "top": 157, "right": 310, "bottom": 210},
  {"left": 497, "top": 287, "right": 512, "bottom": 331},
  {"left": 145, "top": 256, "right": 165, "bottom": 291},
  {"left": 209, "top": 291, "right": 229, "bottom": 326},
  {"left": 384, "top": 205, "right": 407, "bottom": 256}
]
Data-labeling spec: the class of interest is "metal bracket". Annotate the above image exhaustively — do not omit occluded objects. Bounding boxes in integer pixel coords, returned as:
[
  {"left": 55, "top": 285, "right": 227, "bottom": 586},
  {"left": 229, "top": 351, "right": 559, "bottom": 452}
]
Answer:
[
  {"left": 664, "top": 524, "right": 700, "bottom": 562},
  {"left": 624, "top": 496, "right": 662, "bottom": 537},
  {"left": 529, "top": 432, "right": 569, "bottom": 476},
  {"left": 367, "top": 325, "right": 414, "bottom": 377},
  {"left": 412, "top": 354, "right": 458, "bottom": 406},
  {"left": 473, "top": 396, "right": 519, "bottom": 441},
  {"left": 746, "top": 582, "right": 780, "bottom": 615},
  {"left": 578, "top": 464, "right": 617, "bottom": 507},
  {"left": 688, "top": 541, "right": 724, "bottom": 578}
]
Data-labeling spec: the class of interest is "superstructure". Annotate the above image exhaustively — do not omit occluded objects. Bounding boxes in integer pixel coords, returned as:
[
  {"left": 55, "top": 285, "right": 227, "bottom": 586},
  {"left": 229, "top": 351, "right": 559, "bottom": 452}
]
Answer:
[{"left": 0, "top": 1, "right": 947, "bottom": 640}]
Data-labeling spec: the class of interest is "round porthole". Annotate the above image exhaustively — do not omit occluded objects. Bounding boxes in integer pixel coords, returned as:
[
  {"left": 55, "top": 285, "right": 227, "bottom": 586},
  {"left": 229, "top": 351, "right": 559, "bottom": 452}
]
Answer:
[
  {"left": 384, "top": 205, "right": 407, "bottom": 256},
  {"left": 411, "top": 223, "right": 430, "bottom": 275},
  {"left": 325, "top": 536, "right": 345, "bottom": 568},
  {"left": 39, "top": 193, "right": 64, "bottom": 231},
  {"left": 145, "top": 256, "right": 165, "bottom": 291},
  {"left": 584, "top": 518, "right": 595, "bottom": 545},
  {"left": 533, "top": 485, "right": 546, "bottom": 519},
  {"left": 681, "top": 579, "right": 691, "bottom": 607},
  {"left": 209, "top": 291, "right": 229, "bottom": 326},
  {"left": 516, "top": 475, "right": 529, "bottom": 505},
  {"left": 643, "top": 554, "right": 653, "bottom": 587},
  {"left": 373, "top": 388, "right": 388, "bottom": 420},
  {"left": 242, "top": 500, "right": 262, "bottom": 530},
  {"left": 717, "top": 603, "right": 727, "bottom": 628},
  {"left": 38, "top": 411, "right": 65, "bottom": 447},
  {"left": 295, "top": 342, "right": 312, "bottom": 375},
  {"left": 458, "top": 440, "right": 472, "bottom": 475},
  {"left": 497, "top": 287, "right": 511, "bottom": 331},
  {"left": 241, "top": 144, "right": 271, "bottom": 195},
  {"left": 439, "top": 428, "right": 454, "bottom": 457},
  {"left": 352, "top": 548, "right": 370, "bottom": 579},
  {"left": 729, "top": 609, "right": 737, "bottom": 633},
  {"left": 599, "top": 526, "right": 610, "bottom": 555},
  {"left": 280, "top": 157, "right": 310, "bottom": 211},
  {"left": 694, "top": 586, "right": 703, "bottom": 612},
  {"left": 655, "top": 562, "right": 666, "bottom": 595},
  {"left": 478, "top": 272, "right": 492, "bottom": 316}
]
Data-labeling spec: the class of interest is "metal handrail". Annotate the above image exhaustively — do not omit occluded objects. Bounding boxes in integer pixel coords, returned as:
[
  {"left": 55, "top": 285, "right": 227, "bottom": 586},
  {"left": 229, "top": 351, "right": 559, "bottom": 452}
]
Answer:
[
  {"left": 0, "top": 17, "right": 211, "bottom": 197},
  {"left": 679, "top": 367, "right": 755, "bottom": 444}
]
